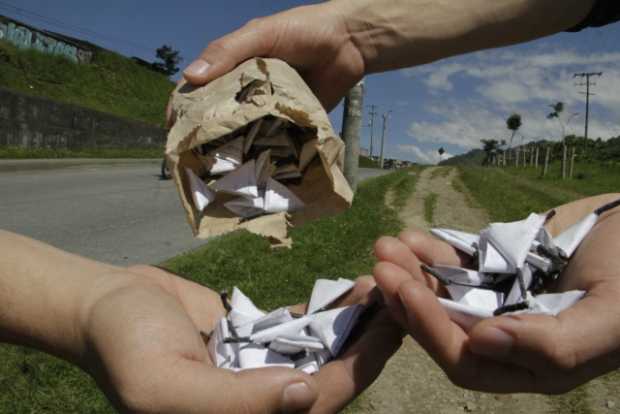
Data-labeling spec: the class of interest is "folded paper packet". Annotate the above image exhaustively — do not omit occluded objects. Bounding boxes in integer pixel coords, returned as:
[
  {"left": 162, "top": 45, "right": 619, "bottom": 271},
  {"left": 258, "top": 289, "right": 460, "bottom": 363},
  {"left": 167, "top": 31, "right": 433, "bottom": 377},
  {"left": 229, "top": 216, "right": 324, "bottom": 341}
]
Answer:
[
  {"left": 208, "top": 278, "right": 362, "bottom": 374},
  {"left": 426, "top": 197, "right": 620, "bottom": 330},
  {"left": 166, "top": 58, "right": 354, "bottom": 247}
]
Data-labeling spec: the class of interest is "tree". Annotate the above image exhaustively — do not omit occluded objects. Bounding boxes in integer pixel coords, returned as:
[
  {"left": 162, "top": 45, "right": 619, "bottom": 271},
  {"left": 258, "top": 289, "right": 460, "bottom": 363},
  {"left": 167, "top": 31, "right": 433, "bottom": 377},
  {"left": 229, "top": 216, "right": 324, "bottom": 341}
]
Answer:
[
  {"left": 506, "top": 113, "right": 522, "bottom": 148},
  {"left": 480, "top": 139, "right": 499, "bottom": 166},
  {"left": 152, "top": 45, "right": 183, "bottom": 77},
  {"left": 547, "top": 101, "right": 578, "bottom": 179},
  {"left": 438, "top": 147, "right": 445, "bottom": 163}
]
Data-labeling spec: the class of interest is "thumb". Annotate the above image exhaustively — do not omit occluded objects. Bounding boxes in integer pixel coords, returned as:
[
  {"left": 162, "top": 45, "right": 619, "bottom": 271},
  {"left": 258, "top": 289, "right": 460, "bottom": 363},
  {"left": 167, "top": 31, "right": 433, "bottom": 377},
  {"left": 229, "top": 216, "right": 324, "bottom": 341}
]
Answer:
[
  {"left": 160, "top": 361, "right": 318, "bottom": 414},
  {"left": 183, "top": 20, "right": 273, "bottom": 86},
  {"left": 468, "top": 294, "right": 620, "bottom": 391}
]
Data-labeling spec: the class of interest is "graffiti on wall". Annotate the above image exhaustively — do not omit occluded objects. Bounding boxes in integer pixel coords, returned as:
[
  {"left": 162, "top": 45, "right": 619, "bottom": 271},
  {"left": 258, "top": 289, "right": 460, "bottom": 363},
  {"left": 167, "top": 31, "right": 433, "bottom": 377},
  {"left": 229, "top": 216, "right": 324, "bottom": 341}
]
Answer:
[{"left": 0, "top": 20, "right": 93, "bottom": 64}]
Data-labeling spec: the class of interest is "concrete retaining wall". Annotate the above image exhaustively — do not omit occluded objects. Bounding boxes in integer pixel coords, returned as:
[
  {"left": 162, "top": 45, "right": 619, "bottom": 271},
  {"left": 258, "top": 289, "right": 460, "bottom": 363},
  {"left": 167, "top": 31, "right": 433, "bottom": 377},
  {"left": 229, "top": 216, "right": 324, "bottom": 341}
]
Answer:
[{"left": 0, "top": 87, "right": 166, "bottom": 150}]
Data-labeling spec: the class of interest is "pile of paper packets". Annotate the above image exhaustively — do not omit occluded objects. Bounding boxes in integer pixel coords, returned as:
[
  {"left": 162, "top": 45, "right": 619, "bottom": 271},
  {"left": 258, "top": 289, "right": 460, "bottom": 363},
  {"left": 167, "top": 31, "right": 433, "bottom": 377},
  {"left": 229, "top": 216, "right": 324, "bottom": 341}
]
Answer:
[
  {"left": 185, "top": 116, "right": 310, "bottom": 219},
  {"left": 426, "top": 198, "right": 619, "bottom": 328},
  {"left": 208, "top": 278, "right": 363, "bottom": 373}
]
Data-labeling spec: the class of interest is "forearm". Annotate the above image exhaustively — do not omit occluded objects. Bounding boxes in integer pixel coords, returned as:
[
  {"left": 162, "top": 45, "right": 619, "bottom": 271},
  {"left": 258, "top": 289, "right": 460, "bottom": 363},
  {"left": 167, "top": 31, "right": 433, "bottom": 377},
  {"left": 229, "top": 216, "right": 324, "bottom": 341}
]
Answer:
[
  {"left": 331, "top": 0, "right": 595, "bottom": 73},
  {"left": 0, "top": 230, "right": 119, "bottom": 363}
]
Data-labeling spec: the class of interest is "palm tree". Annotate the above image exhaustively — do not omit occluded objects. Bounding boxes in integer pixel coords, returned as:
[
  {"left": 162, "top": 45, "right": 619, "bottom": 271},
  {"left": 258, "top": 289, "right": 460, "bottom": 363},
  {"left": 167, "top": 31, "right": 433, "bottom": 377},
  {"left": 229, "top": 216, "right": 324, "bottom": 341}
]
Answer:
[
  {"left": 547, "top": 102, "right": 578, "bottom": 179},
  {"left": 506, "top": 114, "right": 522, "bottom": 148},
  {"left": 506, "top": 113, "right": 522, "bottom": 166},
  {"left": 438, "top": 147, "right": 445, "bottom": 164},
  {"left": 481, "top": 139, "right": 499, "bottom": 166}
]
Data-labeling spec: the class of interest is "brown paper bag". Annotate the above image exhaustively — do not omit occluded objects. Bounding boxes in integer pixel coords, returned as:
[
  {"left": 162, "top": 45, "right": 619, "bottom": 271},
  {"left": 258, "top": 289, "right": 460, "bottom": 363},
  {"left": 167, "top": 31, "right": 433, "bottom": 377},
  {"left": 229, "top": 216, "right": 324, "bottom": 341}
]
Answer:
[{"left": 166, "top": 58, "right": 353, "bottom": 247}]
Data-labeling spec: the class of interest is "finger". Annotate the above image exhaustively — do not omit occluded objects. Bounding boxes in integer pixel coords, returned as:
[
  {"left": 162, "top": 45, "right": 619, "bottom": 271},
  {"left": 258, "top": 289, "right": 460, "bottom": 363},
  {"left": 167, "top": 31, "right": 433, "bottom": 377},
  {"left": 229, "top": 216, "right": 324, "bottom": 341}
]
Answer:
[
  {"left": 183, "top": 20, "right": 273, "bottom": 86},
  {"left": 397, "top": 279, "right": 538, "bottom": 393},
  {"left": 468, "top": 287, "right": 620, "bottom": 393},
  {"left": 375, "top": 236, "right": 444, "bottom": 293},
  {"left": 373, "top": 261, "right": 415, "bottom": 327},
  {"left": 332, "top": 276, "right": 382, "bottom": 308},
  {"left": 398, "top": 230, "right": 473, "bottom": 268},
  {"left": 310, "top": 309, "right": 402, "bottom": 413},
  {"left": 147, "top": 362, "right": 318, "bottom": 414}
]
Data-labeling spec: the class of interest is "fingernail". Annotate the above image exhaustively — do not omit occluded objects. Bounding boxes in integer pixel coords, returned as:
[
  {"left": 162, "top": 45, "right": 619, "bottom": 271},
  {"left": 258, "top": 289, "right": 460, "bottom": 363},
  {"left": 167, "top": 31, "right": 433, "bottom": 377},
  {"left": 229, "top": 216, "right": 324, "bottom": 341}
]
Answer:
[
  {"left": 183, "top": 59, "right": 211, "bottom": 78},
  {"left": 470, "top": 327, "right": 514, "bottom": 359},
  {"left": 282, "top": 381, "right": 316, "bottom": 413}
]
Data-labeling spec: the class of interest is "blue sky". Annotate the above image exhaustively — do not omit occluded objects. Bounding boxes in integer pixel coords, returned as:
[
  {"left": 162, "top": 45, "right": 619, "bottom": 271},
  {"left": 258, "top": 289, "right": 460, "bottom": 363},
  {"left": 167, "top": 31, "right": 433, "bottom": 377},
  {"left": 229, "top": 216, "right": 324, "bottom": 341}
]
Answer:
[{"left": 3, "top": 0, "right": 619, "bottom": 164}]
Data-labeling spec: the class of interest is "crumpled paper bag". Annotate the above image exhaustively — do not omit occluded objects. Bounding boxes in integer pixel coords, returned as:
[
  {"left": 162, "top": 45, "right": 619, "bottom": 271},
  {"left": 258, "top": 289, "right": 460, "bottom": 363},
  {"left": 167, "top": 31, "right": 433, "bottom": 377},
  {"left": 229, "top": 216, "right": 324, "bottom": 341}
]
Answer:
[{"left": 166, "top": 58, "right": 354, "bottom": 246}]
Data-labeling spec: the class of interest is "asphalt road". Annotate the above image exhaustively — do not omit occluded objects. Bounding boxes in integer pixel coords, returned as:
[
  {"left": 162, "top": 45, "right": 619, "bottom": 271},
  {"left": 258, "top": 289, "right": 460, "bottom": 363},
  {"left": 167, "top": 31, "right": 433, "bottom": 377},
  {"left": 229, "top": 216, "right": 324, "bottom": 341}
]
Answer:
[{"left": 0, "top": 161, "right": 389, "bottom": 266}]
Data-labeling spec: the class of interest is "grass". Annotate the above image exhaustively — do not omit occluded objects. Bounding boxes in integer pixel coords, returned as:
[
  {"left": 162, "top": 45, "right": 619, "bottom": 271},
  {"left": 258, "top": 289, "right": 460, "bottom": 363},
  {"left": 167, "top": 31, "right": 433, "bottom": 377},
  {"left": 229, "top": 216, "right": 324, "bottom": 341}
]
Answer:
[
  {"left": 503, "top": 162, "right": 620, "bottom": 197},
  {"left": 459, "top": 162, "right": 619, "bottom": 223},
  {"left": 0, "top": 146, "right": 164, "bottom": 159},
  {"left": 424, "top": 193, "right": 438, "bottom": 224},
  {"left": 0, "top": 41, "right": 174, "bottom": 127},
  {"left": 359, "top": 155, "right": 381, "bottom": 169},
  {"left": 459, "top": 167, "right": 579, "bottom": 222},
  {"left": 0, "top": 170, "right": 416, "bottom": 413}
]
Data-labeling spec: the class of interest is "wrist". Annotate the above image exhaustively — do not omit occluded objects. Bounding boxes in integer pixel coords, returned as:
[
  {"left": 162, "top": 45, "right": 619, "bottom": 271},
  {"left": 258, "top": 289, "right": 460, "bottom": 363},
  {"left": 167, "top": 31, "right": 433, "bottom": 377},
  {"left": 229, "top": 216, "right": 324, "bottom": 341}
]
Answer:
[{"left": 0, "top": 231, "right": 120, "bottom": 365}]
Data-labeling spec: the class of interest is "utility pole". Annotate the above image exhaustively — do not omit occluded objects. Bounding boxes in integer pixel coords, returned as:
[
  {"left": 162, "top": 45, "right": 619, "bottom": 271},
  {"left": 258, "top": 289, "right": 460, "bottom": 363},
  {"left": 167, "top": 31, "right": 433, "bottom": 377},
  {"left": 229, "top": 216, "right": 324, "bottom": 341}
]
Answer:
[
  {"left": 341, "top": 81, "right": 364, "bottom": 191},
  {"left": 574, "top": 72, "right": 602, "bottom": 141},
  {"left": 367, "top": 105, "right": 378, "bottom": 159},
  {"left": 379, "top": 111, "right": 392, "bottom": 169}
]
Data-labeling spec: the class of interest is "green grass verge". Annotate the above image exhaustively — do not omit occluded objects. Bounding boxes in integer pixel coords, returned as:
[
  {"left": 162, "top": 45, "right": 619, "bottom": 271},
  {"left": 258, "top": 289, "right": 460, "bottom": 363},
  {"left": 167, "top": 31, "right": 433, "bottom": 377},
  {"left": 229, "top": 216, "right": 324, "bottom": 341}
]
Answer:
[
  {"left": 424, "top": 193, "right": 438, "bottom": 224},
  {"left": 0, "top": 41, "right": 174, "bottom": 127},
  {"left": 0, "top": 146, "right": 164, "bottom": 159},
  {"left": 0, "top": 170, "right": 416, "bottom": 413},
  {"left": 459, "top": 167, "right": 579, "bottom": 222},
  {"left": 359, "top": 155, "right": 380, "bottom": 169},
  {"left": 503, "top": 162, "right": 620, "bottom": 197}
]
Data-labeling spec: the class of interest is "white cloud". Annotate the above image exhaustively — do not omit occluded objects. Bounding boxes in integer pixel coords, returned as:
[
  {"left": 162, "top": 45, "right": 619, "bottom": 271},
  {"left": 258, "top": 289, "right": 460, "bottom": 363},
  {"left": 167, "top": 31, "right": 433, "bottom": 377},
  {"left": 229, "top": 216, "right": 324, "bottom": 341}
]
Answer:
[
  {"left": 401, "top": 48, "right": 620, "bottom": 151},
  {"left": 399, "top": 144, "right": 453, "bottom": 165}
]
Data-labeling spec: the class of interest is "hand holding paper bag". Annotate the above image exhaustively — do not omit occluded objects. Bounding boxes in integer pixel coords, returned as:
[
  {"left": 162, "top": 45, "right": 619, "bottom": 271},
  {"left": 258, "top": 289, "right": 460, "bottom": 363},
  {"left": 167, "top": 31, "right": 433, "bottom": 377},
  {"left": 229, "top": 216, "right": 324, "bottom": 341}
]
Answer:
[
  {"left": 374, "top": 194, "right": 620, "bottom": 394},
  {"left": 166, "top": 58, "right": 353, "bottom": 247}
]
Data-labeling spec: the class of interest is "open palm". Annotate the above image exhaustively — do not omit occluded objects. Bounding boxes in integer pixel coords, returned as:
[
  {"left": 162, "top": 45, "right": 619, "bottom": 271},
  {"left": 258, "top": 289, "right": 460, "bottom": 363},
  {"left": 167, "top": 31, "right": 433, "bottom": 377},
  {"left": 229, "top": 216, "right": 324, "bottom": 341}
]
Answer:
[
  {"left": 373, "top": 194, "right": 620, "bottom": 394},
  {"left": 82, "top": 265, "right": 401, "bottom": 413}
]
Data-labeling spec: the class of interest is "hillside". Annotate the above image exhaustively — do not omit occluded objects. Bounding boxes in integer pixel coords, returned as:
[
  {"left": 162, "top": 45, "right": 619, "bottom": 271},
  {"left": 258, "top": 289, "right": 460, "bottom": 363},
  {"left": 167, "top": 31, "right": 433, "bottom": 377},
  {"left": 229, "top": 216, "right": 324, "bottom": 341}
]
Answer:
[{"left": 0, "top": 40, "right": 174, "bottom": 127}]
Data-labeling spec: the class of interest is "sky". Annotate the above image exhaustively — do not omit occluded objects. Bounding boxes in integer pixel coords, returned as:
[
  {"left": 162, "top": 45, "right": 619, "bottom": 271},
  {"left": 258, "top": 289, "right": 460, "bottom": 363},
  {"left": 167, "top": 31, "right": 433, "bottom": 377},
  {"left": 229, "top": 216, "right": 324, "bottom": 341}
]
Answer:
[{"left": 3, "top": 0, "right": 619, "bottom": 164}]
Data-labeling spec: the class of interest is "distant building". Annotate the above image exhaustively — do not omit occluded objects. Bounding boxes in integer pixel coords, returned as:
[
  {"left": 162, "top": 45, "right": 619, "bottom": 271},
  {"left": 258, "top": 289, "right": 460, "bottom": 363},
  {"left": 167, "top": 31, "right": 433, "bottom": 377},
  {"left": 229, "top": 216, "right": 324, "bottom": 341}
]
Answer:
[{"left": 360, "top": 147, "right": 370, "bottom": 157}]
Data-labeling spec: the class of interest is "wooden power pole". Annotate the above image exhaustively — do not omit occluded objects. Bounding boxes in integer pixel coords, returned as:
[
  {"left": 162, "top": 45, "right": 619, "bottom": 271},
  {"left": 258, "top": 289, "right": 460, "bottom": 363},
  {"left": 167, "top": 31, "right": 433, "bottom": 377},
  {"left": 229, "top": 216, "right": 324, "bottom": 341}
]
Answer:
[
  {"left": 342, "top": 81, "right": 364, "bottom": 191},
  {"left": 367, "top": 105, "right": 378, "bottom": 159},
  {"left": 379, "top": 111, "right": 392, "bottom": 169},
  {"left": 574, "top": 72, "right": 602, "bottom": 141}
]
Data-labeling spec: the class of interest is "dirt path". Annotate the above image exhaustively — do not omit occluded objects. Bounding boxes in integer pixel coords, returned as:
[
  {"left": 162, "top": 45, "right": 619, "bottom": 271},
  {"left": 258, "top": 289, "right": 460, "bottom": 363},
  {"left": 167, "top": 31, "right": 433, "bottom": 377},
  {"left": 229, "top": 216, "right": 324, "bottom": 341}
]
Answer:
[{"left": 351, "top": 167, "right": 556, "bottom": 414}]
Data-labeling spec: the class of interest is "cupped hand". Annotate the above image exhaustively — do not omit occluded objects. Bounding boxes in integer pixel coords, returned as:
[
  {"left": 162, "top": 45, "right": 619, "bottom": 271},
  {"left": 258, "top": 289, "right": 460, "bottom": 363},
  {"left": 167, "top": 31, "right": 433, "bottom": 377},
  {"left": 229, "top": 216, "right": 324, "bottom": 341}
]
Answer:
[
  {"left": 79, "top": 265, "right": 401, "bottom": 413},
  {"left": 178, "top": 2, "right": 365, "bottom": 112},
  {"left": 373, "top": 194, "right": 620, "bottom": 394}
]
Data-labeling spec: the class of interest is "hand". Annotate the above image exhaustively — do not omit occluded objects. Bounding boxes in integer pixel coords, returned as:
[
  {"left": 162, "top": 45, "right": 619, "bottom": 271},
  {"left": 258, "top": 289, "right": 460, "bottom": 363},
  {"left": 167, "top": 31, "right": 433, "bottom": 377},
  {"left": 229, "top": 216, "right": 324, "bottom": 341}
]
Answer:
[
  {"left": 81, "top": 265, "right": 402, "bottom": 413},
  {"left": 372, "top": 194, "right": 620, "bottom": 394},
  {"left": 180, "top": 2, "right": 365, "bottom": 112}
]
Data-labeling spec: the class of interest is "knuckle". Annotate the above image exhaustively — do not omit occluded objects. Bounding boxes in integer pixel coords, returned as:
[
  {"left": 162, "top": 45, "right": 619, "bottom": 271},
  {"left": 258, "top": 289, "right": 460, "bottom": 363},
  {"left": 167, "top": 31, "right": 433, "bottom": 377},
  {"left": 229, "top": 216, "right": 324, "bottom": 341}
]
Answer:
[
  {"left": 355, "top": 275, "right": 376, "bottom": 290},
  {"left": 244, "top": 17, "right": 264, "bottom": 29},
  {"left": 204, "top": 38, "right": 229, "bottom": 56}
]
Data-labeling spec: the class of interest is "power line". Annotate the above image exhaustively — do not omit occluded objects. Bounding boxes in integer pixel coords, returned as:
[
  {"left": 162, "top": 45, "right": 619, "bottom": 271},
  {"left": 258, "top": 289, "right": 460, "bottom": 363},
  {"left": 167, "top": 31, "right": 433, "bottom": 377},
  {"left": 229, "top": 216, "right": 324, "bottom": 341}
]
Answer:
[
  {"left": 574, "top": 72, "right": 603, "bottom": 140},
  {"left": 0, "top": 1, "right": 154, "bottom": 54}
]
